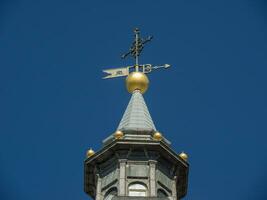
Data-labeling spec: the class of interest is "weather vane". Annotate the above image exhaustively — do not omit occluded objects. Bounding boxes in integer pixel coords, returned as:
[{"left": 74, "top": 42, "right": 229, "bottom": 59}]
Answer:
[{"left": 102, "top": 28, "right": 170, "bottom": 86}]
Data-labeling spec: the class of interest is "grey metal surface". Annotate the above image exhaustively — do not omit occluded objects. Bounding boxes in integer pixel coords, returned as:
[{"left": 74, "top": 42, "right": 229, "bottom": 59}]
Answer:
[
  {"left": 118, "top": 90, "right": 156, "bottom": 132},
  {"left": 102, "top": 133, "right": 171, "bottom": 147}
]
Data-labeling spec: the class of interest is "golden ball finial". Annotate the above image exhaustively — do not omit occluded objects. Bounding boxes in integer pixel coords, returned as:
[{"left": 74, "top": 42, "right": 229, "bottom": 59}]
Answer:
[
  {"left": 179, "top": 152, "right": 188, "bottom": 161},
  {"left": 114, "top": 130, "right": 124, "bottom": 139},
  {"left": 153, "top": 132, "right": 163, "bottom": 141},
  {"left": 126, "top": 72, "right": 149, "bottom": 94},
  {"left": 86, "top": 148, "right": 95, "bottom": 158}
]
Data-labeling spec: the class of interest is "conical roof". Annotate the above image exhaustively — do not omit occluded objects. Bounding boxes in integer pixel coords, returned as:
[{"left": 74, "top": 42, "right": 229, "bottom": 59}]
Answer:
[{"left": 117, "top": 90, "right": 156, "bottom": 132}]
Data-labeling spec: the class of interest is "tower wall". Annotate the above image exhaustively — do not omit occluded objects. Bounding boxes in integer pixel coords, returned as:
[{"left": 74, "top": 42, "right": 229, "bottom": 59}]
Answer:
[{"left": 89, "top": 147, "right": 184, "bottom": 200}]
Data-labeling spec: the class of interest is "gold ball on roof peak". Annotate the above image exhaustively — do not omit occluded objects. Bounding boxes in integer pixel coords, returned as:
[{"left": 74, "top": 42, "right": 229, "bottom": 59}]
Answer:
[
  {"left": 114, "top": 130, "right": 124, "bottom": 139},
  {"left": 153, "top": 132, "right": 163, "bottom": 141},
  {"left": 179, "top": 152, "right": 188, "bottom": 161},
  {"left": 126, "top": 72, "right": 149, "bottom": 94},
  {"left": 86, "top": 148, "right": 95, "bottom": 158}
]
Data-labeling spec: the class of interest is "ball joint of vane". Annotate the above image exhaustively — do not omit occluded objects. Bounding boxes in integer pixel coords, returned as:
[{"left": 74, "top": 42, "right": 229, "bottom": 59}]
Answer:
[{"left": 126, "top": 72, "right": 149, "bottom": 94}]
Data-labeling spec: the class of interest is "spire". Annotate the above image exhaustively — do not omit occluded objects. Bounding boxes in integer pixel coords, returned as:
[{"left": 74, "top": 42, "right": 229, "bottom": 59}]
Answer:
[
  {"left": 102, "top": 28, "right": 170, "bottom": 134},
  {"left": 117, "top": 90, "right": 156, "bottom": 132}
]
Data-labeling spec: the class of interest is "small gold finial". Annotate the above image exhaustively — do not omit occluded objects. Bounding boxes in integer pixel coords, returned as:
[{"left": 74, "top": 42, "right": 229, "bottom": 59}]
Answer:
[
  {"left": 179, "top": 152, "right": 188, "bottom": 161},
  {"left": 114, "top": 130, "right": 124, "bottom": 139},
  {"left": 153, "top": 132, "right": 163, "bottom": 141},
  {"left": 126, "top": 72, "right": 149, "bottom": 94},
  {"left": 86, "top": 148, "right": 95, "bottom": 158}
]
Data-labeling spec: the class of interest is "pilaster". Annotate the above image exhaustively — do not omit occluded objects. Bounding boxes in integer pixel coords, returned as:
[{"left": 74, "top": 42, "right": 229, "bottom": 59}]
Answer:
[
  {"left": 172, "top": 176, "right": 177, "bottom": 200},
  {"left": 118, "top": 159, "right": 127, "bottom": 196},
  {"left": 149, "top": 160, "right": 157, "bottom": 197},
  {"left": 96, "top": 174, "right": 103, "bottom": 200}
]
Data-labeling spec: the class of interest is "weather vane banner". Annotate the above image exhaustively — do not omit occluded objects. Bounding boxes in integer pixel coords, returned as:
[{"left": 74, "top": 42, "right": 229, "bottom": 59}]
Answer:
[{"left": 102, "top": 64, "right": 171, "bottom": 79}]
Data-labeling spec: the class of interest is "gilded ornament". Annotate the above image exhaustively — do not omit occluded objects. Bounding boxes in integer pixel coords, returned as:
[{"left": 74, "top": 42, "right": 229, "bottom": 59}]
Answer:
[
  {"left": 179, "top": 152, "right": 188, "bottom": 161},
  {"left": 153, "top": 132, "right": 163, "bottom": 141},
  {"left": 114, "top": 130, "right": 124, "bottom": 139},
  {"left": 86, "top": 148, "right": 95, "bottom": 158},
  {"left": 126, "top": 72, "right": 149, "bottom": 94}
]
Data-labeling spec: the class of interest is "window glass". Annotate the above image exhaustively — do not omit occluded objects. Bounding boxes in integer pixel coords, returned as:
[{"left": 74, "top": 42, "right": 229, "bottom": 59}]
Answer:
[
  {"left": 128, "top": 183, "right": 147, "bottom": 197},
  {"left": 104, "top": 188, "right": 117, "bottom": 200},
  {"left": 157, "top": 189, "right": 168, "bottom": 198}
]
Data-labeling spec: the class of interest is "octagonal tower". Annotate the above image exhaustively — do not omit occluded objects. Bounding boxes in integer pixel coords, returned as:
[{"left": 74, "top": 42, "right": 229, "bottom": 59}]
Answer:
[{"left": 84, "top": 28, "right": 189, "bottom": 200}]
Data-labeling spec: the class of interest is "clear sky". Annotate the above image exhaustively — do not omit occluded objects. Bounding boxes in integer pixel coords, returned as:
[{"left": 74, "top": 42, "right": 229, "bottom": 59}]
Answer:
[{"left": 0, "top": 0, "right": 267, "bottom": 200}]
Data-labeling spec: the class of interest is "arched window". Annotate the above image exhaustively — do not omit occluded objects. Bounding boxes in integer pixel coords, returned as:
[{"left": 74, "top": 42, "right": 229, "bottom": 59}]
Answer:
[
  {"left": 128, "top": 182, "right": 147, "bottom": 197},
  {"left": 104, "top": 187, "right": 117, "bottom": 200},
  {"left": 157, "top": 189, "right": 168, "bottom": 198}
]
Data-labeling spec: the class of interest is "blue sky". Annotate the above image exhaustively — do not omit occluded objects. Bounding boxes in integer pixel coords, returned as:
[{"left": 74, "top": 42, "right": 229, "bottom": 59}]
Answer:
[{"left": 0, "top": 0, "right": 267, "bottom": 200}]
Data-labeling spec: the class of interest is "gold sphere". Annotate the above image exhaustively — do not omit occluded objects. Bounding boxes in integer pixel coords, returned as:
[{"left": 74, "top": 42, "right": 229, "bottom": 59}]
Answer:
[
  {"left": 86, "top": 148, "right": 95, "bottom": 158},
  {"left": 126, "top": 72, "right": 149, "bottom": 94},
  {"left": 153, "top": 132, "right": 163, "bottom": 141},
  {"left": 114, "top": 130, "right": 124, "bottom": 139},
  {"left": 179, "top": 152, "right": 188, "bottom": 161}
]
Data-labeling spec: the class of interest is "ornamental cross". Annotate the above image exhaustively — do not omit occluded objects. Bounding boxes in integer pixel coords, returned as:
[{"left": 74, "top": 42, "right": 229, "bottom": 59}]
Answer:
[
  {"left": 102, "top": 28, "right": 170, "bottom": 79},
  {"left": 121, "top": 28, "right": 152, "bottom": 66}
]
